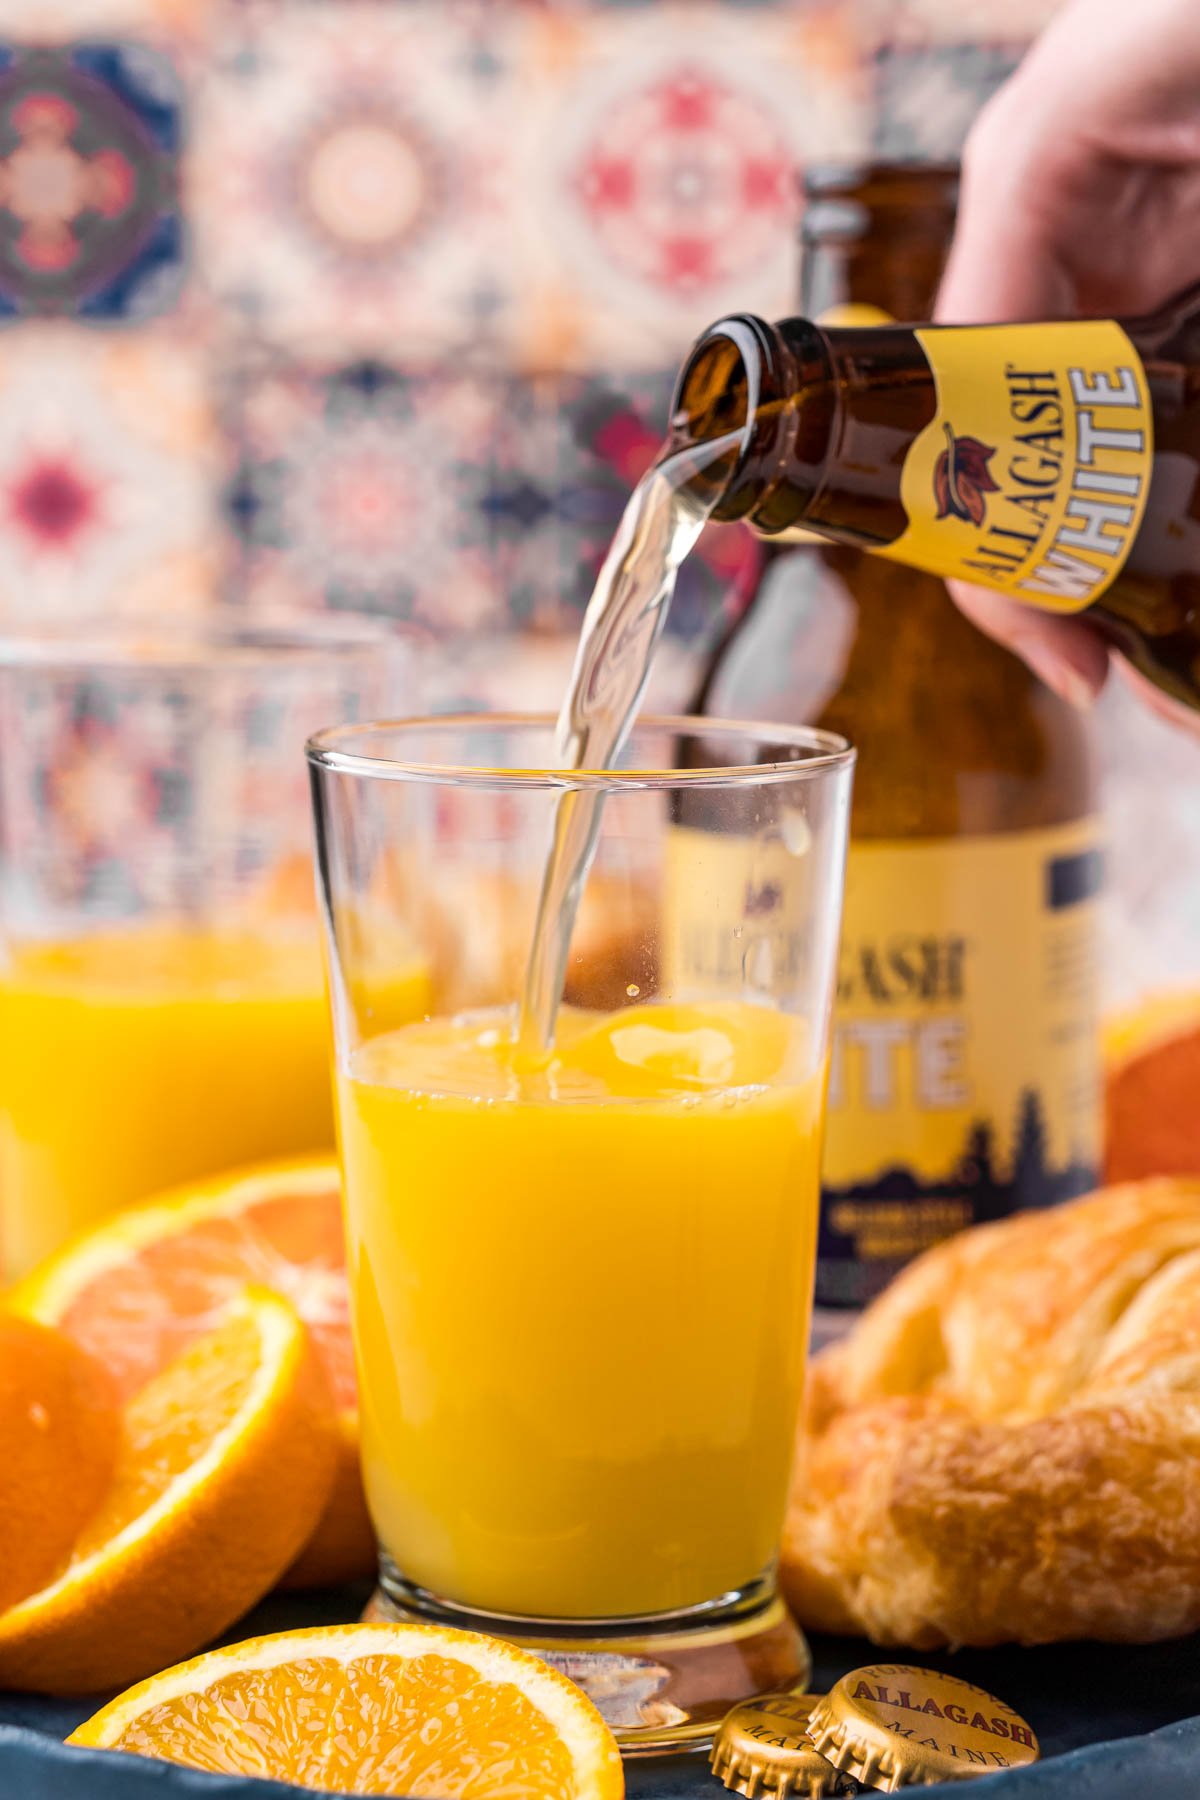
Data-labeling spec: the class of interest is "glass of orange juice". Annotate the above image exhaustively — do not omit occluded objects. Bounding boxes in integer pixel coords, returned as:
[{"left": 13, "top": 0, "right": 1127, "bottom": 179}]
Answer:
[
  {"left": 0, "top": 617, "right": 414, "bottom": 1279},
  {"left": 308, "top": 714, "right": 854, "bottom": 1751}
]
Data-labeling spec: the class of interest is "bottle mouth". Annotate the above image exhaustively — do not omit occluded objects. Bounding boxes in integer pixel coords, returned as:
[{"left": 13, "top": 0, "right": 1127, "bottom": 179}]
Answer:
[{"left": 667, "top": 314, "right": 791, "bottom": 521}]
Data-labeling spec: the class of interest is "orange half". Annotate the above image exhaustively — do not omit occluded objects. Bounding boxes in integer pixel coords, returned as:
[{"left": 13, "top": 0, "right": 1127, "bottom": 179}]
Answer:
[
  {"left": 0, "top": 1314, "right": 117, "bottom": 1613},
  {"left": 11, "top": 1156, "right": 368, "bottom": 1586},
  {"left": 0, "top": 1289, "right": 336, "bottom": 1693},
  {"left": 1104, "top": 989, "right": 1200, "bottom": 1183}
]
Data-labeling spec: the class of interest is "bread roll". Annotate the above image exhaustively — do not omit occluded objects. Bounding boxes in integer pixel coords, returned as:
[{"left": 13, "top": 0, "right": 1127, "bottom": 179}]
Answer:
[{"left": 783, "top": 1178, "right": 1200, "bottom": 1647}]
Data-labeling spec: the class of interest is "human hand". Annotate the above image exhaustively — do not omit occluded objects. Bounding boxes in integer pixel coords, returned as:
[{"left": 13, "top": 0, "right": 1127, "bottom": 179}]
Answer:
[{"left": 936, "top": 0, "right": 1200, "bottom": 729}]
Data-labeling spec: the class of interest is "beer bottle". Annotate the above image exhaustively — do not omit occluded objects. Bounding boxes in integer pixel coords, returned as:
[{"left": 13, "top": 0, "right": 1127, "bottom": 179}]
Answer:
[
  {"left": 671, "top": 244, "right": 1200, "bottom": 713},
  {"left": 686, "top": 163, "right": 1101, "bottom": 1331}
]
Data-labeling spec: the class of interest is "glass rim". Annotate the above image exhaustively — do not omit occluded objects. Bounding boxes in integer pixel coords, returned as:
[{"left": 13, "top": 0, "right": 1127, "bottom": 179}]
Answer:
[
  {"left": 306, "top": 712, "right": 855, "bottom": 791},
  {"left": 0, "top": 610, "right": 408, "bottom": 671}
]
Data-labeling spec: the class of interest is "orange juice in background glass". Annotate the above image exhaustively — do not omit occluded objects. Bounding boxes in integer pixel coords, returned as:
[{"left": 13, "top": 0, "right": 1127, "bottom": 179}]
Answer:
[
  {"left": 0, "top": 619, "right": 413, "bottom": 1279},
  {"left": 308, "top": 714, "right": 853, "bottom": 1752}
]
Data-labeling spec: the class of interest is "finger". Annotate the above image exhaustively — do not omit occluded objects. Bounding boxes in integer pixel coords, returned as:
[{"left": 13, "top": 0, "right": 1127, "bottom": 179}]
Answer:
[
  {"left": 1113, "top": 654, "right": 1200, "bottom": 739},
  {"left": 936, "top": 207, "right": 1072, "bottom": 325},
  {"left": 936, "top": 105, "right": 1076, "bottom": 323},
  {"left": 947, "top": 581, "right": 1110, "bottom": 708}
]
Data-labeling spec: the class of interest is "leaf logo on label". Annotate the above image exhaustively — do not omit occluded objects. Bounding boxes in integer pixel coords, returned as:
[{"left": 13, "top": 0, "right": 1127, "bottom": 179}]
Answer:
[{"left": 933, "top": 425, "right": 999, "bottom": 526}]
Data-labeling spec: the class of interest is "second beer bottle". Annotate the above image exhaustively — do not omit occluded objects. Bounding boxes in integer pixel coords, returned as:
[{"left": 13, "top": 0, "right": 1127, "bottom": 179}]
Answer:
[{"left": 688, "top": 163, "right": 1101, "bottom": 1341}]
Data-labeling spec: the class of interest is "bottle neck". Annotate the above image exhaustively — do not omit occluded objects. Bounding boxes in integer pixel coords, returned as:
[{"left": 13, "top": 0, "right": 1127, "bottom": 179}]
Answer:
[
  {"left": 800, "top": 217, "right": 952, "bottom": 323},
  {"left": 671, "top": 315, "right": 928, "bottom": 543},
  {"left": 800, "top": 166, "right": 957, "bottom": 322},
  {"left": 785, "top": 320, "right": 934, "bottom": 544}
]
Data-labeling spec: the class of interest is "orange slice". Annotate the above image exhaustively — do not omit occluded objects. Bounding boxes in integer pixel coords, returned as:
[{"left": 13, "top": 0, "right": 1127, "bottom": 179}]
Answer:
[
  {"left": 0, "top": 1314, "right": 118, "bottom": 1613},
  {"left": 69, "top": 1622, "right": 625, "bottom": 1799},
  {"left": 10, "top": 1156, "right": 368, "bottom": 1587},
  {"left": 1103, "top": 988, "right": 1200, "bottom": 1068},
  {"left": 1104, "top": 989, "right": 1200, "bottom": 1182},
  {"left": 0, "top": 1288, "right": 336, "bottom": 1694}
]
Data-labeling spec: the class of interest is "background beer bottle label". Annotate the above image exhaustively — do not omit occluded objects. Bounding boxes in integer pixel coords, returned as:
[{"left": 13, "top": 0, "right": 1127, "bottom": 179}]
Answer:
[
  {"left": 662, "top": 817, "right": 1102, "bottom": 1309},
  {"left": 817, "top": 820, "right": 1102, "bottom": 1307}
]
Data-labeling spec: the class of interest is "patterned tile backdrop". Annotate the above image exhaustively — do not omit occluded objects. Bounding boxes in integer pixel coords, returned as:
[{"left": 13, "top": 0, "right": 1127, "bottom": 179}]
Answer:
[{"left": 0, "top": 0, "right": 1194, "bottom": 1002}]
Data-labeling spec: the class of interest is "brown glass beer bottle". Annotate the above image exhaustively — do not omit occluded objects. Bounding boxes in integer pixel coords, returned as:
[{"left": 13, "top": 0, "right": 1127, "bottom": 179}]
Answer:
[
  {"left": 687, "top": 164, "right": 1100, "bottom": 1329},
  {"left": 672, "top": 246, "right": 1200, "bottom": 713}
]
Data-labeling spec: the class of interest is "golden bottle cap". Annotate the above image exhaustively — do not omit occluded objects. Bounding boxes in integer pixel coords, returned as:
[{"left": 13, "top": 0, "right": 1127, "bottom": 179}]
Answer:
[
  {"left": 710, "top": 1693, "right": 861, "bottom": 1798},
  {"left": 807, "top": 1665, "right": 1039, "bottom": 1789}
]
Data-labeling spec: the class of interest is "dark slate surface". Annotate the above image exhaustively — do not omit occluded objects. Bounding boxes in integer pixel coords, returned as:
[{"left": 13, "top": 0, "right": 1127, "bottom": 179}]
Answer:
[{"left": 2, "top": 1585, "right": 1198, "bottom": 1796}]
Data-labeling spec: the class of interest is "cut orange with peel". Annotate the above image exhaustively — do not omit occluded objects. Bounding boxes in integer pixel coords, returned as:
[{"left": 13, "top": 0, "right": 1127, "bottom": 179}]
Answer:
[
  {"left": 1104, "top": 989, "right": 1200, "bottom": 1182},
  {"left": 0, "top": 1287, "right": 336, "bottom": 1694},
  {"left": 69, "top": 1622, "right": 625, "bottom": 1799},
  {"left": 10, "top": 1154, "right": 367, "bottom": 1587},
  {"left": 0, "top": 1314, "right": 117, "bottom": 1613}
]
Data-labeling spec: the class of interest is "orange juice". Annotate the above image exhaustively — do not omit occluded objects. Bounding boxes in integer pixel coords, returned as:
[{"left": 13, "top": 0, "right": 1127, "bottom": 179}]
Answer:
[
  {"left": 0, "top": 924, "right": 431, "bottom": 1277},
  {"left": 337, "top": 1000, "right": 821, "bottom": 1620}
]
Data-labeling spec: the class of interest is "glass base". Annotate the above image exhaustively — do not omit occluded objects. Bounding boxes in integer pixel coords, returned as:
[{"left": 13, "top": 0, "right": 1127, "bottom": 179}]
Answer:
[{"left": 364, "top": 1560, "right": 812, "bottom": 1756}]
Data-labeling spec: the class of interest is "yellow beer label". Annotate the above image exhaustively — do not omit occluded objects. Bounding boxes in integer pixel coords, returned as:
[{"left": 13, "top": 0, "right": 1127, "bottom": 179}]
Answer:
[
  {"left": 662, "top": 821, "right": 819, "bottom": 1017},
  {"left": 819, "top": 821, "right": 1101, "bottom": 1306},
  {"left": 662, "top": 818, "right": 1102, "bottom": 1310},
  {"left": 879, "top": 322, "right": 1153, "bottom": 611}
]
